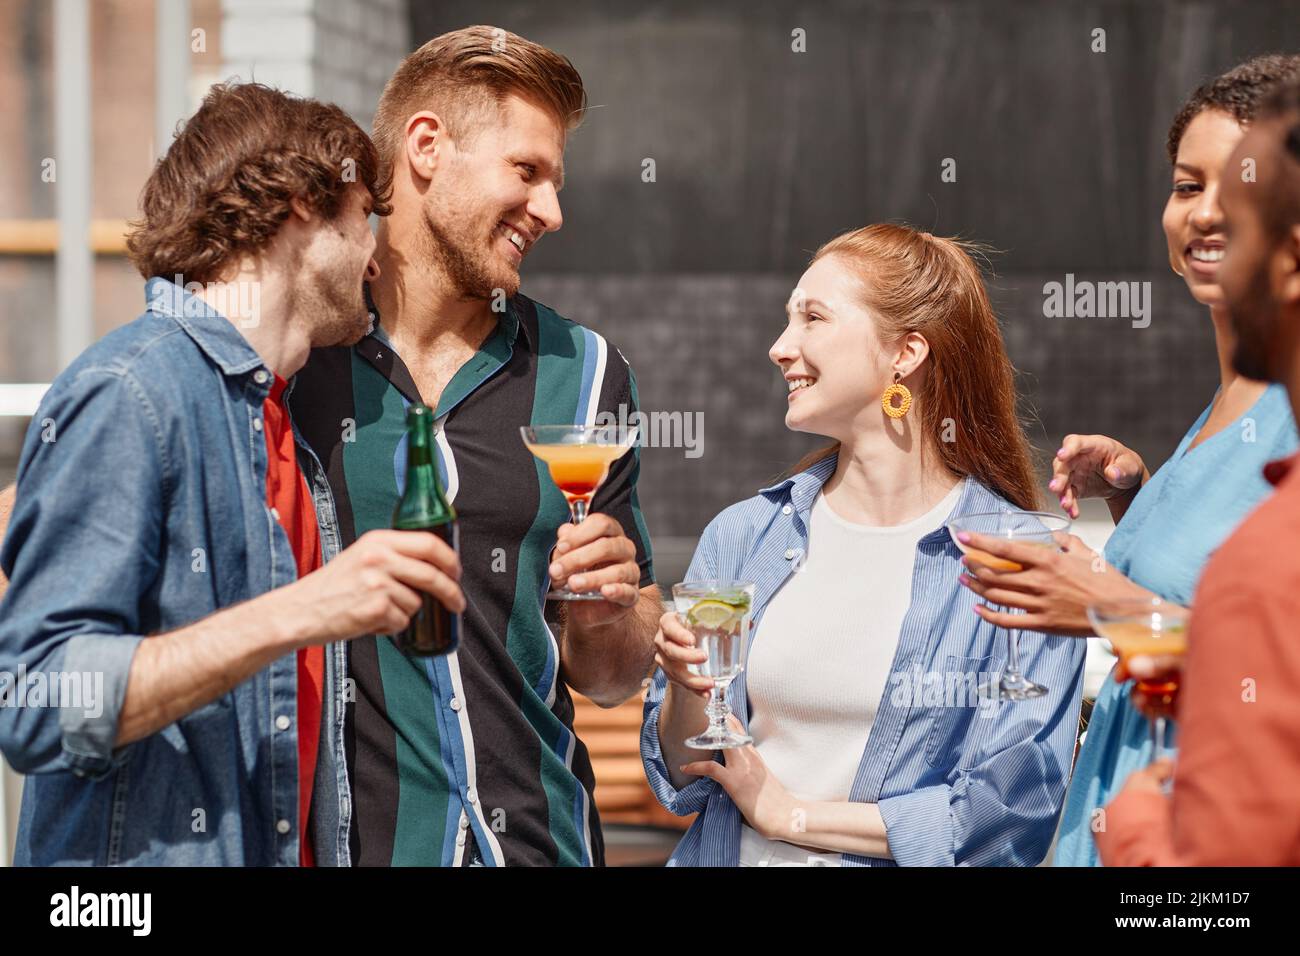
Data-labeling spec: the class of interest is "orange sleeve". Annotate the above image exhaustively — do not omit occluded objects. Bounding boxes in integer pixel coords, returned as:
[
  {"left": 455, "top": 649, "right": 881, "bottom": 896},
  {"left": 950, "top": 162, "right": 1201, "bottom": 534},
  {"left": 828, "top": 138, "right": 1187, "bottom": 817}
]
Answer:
[
  {"left": 1096, "top": 787, "right": 1178, "bottom": 866},
  {"left": 1099, "top": 562, "right": 1300, "bottom": 866}
]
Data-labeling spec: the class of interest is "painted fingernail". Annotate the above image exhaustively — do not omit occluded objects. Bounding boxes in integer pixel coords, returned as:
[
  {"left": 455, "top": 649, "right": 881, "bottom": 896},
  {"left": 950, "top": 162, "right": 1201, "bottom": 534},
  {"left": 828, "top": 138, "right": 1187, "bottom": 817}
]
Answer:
[{"left": 957, "top": 531, "right": 971, "bottom": 543}]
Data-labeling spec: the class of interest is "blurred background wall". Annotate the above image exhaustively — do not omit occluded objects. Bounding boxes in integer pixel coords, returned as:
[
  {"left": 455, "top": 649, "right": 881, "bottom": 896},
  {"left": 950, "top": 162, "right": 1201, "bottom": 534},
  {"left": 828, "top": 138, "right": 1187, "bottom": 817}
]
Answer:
[
  {"left": 6, "top": 0, "right": 1300, "bottom": 574},
  {"left": 2, "top": 0, "right": 1299, "bottom": 863}
]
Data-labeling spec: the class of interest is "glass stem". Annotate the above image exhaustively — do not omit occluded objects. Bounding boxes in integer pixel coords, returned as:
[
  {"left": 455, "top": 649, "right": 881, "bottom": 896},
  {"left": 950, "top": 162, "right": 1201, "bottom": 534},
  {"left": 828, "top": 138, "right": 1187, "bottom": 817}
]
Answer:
[
  {"left": 569, "top": 497, "right": 589, "bottom": 524},
  {"left": 1003, "top": 607, "right": 1023, "bottom": 682},
  {"left": 1150, "top": 715, "right": 1168, "bottom": 761},
  {"left": 705, "top": 683, "right": 730, "bottom": 736}
]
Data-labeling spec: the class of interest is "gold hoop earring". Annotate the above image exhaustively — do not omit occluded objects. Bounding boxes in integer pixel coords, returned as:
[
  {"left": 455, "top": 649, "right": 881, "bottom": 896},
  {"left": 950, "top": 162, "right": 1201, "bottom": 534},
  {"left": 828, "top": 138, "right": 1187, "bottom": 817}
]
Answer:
[{"left": 881, "top": 372, "right": 912, "bottom": 419}]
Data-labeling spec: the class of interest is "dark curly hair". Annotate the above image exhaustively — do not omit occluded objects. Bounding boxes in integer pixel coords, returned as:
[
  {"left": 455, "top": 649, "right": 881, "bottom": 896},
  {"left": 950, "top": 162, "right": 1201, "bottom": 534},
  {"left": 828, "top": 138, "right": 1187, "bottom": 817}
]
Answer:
[
  {"left": 127, "top": 82, "right": 392, "bottom": 284},
  {"left": 1256, "top": 74, "right": 1300, "bottom": 238},
  {"left": 1166, "top": 53, "right": 1300, "bottom": 164}
]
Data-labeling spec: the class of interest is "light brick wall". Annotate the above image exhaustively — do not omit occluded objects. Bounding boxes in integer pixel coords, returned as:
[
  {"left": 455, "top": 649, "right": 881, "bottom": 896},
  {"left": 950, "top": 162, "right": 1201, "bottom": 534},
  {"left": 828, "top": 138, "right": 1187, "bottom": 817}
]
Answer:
[{"left": 220, "top": 0, "right": 408, "bottom": 131}]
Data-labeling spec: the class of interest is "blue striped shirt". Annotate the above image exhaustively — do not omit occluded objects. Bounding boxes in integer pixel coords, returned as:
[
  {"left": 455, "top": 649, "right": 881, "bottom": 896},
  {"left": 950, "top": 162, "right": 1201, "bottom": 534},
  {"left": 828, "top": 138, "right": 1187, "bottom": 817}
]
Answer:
[{"left": 641, "top": 455, "right": 1086, "bottom": 866}]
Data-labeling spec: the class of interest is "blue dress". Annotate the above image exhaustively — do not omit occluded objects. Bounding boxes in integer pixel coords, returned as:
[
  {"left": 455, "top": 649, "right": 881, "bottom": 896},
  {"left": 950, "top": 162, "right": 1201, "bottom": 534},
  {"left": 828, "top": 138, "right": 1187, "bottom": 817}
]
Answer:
[{"left": 1053, "top": 383, "right": 1297, "bottom": 865}]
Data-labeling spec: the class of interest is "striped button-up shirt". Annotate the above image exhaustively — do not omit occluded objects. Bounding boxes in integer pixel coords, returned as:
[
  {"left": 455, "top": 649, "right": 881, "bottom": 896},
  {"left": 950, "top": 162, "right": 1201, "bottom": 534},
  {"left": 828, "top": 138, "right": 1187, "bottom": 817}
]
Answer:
[
  {"left": 290, "top": 293, "right": 654, "bottom": 866},
  {"left": 641, "top": 456, "right": 1085, "bottom": 866}
]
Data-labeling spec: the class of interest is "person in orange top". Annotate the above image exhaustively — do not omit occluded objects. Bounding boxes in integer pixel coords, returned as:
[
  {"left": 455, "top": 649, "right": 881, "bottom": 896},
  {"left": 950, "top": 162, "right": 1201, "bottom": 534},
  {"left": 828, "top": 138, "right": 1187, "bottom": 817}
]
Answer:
[{"left": 1098, "top": 76, "right": 1300, "bottom": 866}]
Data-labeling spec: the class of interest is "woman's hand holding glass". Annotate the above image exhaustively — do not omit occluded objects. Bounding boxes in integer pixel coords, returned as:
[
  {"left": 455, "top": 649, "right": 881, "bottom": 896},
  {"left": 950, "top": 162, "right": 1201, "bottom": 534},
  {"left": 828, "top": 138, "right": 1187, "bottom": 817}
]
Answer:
[
  {"left": 957, "top": 531, "right": 1154, "bottom": 635},
  {"left": 1050, "top": 434, "right": 1147, "bottom": 519},
  {"left": 652, "top": 609, "right": 714, "bottom": 700}
]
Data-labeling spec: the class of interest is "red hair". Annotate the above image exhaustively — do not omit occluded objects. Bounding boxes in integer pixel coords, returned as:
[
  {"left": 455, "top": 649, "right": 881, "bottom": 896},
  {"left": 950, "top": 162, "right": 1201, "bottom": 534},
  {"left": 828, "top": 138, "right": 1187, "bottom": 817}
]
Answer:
[{"left": 793, "top": 223, "right": 1041, "bottom": 511}]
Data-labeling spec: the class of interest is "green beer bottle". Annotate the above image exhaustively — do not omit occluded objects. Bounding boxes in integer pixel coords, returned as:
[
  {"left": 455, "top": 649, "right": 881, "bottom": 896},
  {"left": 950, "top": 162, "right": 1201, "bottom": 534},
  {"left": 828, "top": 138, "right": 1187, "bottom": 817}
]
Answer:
[{"left": 391, "top": 404, "right": 459, "bottom": 656}]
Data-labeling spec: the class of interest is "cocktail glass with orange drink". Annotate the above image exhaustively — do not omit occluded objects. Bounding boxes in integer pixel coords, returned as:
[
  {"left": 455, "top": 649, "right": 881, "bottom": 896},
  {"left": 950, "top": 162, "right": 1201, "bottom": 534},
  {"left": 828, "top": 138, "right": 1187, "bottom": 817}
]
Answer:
[
  {"left": 947, "top": 510, "right": 1072, "bottom": 700},
  {"left": 521, "top": 423, "right": 639, "bottom": 601},
  {"left": 1087, "top": 598, "right": 1189, "bottom": 762}
]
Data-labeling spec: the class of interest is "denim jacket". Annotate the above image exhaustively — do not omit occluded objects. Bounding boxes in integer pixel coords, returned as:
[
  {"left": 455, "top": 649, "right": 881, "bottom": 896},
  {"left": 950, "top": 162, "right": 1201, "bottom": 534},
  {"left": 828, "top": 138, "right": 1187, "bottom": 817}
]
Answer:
[
  {"left": 641, "top": 456, "right": 1086, "bottom": 866},
  {"left": 0, "top": 277, "right": 349, "bottom": 865}
]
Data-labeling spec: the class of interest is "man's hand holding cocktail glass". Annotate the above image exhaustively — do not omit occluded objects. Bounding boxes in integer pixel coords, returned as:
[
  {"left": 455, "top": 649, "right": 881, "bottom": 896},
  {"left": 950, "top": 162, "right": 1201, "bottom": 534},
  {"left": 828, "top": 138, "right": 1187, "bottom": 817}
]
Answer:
[
  {"left": 956, "top": 530, "right": 1151, "bottom": 635},
  {"left": 548, "top": 512, "right": 642, "bottom": 627}
]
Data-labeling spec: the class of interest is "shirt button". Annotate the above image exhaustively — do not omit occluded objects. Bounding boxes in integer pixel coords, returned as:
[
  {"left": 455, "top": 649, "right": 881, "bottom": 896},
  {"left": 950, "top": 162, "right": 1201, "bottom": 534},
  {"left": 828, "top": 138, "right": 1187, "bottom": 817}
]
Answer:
[
  {"left": 275, "top": 715, "right": 291, "bottom": 731},
  {"left": 466, "top": 787, "right": 478, "bottom": 804},
  {"left": 253, "top": 369, "right": 270, "bottom": 384},
  {"left": 782, "top": 505, "right": 793, "bottom": 515},
  {"left": 456, "top": 830, "right": 467, "bottom": 847},
  {"left": 253, "top": 418, "right": 263, "bottom": 432},
  {"left": 784, "top": 548, "right": 797, "bottom": 560},
  {"left": 276, "top": 819, "right": 291, "bottom": 835},
  {"left": 449, "top": 697, "right": 462, "bottom": 712},
  {"left": 270, "top": 507, "right": 281, "bottom": 521},
  {"left": 458, "top": 814, "right": 470, "bottom": 831}
]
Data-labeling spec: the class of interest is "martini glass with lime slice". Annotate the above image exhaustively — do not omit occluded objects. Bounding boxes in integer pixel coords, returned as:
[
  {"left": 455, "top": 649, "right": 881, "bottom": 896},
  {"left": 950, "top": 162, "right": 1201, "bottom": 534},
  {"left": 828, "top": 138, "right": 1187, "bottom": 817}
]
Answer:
[{"left": 672, "top": 580, "right": 756, "bottom": 749}]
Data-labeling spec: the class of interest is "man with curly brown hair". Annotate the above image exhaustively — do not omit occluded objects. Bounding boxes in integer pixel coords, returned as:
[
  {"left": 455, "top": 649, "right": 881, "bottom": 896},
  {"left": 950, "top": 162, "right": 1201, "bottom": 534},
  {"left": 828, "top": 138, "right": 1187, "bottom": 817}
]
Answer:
[{"left": 0, "top": 82, "right": 465, "bottom": 865}]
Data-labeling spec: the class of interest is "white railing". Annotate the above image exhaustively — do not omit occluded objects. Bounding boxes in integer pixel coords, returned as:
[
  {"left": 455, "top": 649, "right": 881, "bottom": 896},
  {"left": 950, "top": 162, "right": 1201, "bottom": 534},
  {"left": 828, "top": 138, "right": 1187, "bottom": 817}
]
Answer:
[
  {"left": 0, "top": 761, "right": 18, "bottom": 867},
  {"left": 0, "top": 385, "right": 49, "bottom": 418}
]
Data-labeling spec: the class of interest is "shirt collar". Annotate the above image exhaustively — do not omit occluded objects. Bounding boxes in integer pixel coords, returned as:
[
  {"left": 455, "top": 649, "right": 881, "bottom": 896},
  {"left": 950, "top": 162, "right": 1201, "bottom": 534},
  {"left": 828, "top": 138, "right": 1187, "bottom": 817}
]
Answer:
[
  {"left": 758, "top": 452, "right": 839, "bottom": 514},
  {"left": 758, "top": 450, "right": 988, "bottom": 545},
  {"left": 144, "top": 275, "right": 266, "bottom": 377},
  {"left": 362, "top": 283, "right": 529, "bottom": 351}
]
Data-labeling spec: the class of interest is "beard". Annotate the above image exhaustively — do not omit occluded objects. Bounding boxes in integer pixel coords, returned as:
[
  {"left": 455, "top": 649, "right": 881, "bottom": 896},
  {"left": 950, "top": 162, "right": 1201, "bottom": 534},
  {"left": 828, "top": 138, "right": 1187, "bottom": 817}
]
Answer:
[
  {"left": 422, "top": 202, "right": 521, "bottom": 301},
  {"left": 1228, "top": 262, "right": 1280, "bottom": 382},
  {"left": 304, "top": 262, "right": 372, "bottom": 348}
]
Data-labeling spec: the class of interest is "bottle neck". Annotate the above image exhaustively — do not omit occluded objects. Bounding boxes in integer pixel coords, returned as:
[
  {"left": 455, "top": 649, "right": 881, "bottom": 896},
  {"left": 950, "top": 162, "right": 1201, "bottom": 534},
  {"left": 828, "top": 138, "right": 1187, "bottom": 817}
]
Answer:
[
  {"left": 405, "top": 423, "right": 435, "bottom": 470},
  {"left": 395, "top": 411, "right": 454, "bottom": 527}
]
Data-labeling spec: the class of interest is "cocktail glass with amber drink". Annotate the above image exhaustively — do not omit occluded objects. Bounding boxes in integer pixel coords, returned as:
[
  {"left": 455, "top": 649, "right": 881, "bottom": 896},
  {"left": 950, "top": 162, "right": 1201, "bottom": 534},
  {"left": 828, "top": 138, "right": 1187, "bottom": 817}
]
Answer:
[
  {"left": 521, "top": 424, "right": 639, "bottom": 601},
  {"left": 1087, "top": 598, "right": 1189, "bottom": 762},
  {"left": 947, "top": 510, "right": 1072, "bottom": 700}
]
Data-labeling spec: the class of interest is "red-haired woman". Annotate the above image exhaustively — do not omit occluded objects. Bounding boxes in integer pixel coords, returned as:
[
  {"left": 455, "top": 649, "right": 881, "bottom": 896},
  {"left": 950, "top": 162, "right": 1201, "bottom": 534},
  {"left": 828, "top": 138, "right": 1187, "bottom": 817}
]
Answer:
[{"left": 640, "top": 224, "right": 1086, "bottom": 866}]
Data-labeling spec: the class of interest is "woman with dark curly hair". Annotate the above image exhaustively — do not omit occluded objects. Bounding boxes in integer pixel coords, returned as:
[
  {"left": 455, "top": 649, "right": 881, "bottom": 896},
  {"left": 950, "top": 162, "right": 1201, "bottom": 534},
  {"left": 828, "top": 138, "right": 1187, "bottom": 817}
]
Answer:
[{"left": 951, "top": 53, "right": 1300, "bottom": 867}]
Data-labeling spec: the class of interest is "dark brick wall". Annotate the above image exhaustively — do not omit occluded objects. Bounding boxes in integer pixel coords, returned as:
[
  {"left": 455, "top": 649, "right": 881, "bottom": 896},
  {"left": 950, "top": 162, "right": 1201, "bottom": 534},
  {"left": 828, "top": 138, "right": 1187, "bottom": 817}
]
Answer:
[
  {"left": 3, "top": 2, "right": 1294, "bottom": 588},
  {"left": 408, "top": 0, "right": 1297, "bottom": 578},
  {"left": 523, "top": 272, "right": 1220, "bottom": 563}
]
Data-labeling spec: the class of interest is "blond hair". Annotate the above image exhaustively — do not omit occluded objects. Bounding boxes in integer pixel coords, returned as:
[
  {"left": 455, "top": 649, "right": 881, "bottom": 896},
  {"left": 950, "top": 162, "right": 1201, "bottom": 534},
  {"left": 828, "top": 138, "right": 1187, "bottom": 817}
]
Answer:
[{"left": 372, "top": 25, "right": 587, "bottom": 163}]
